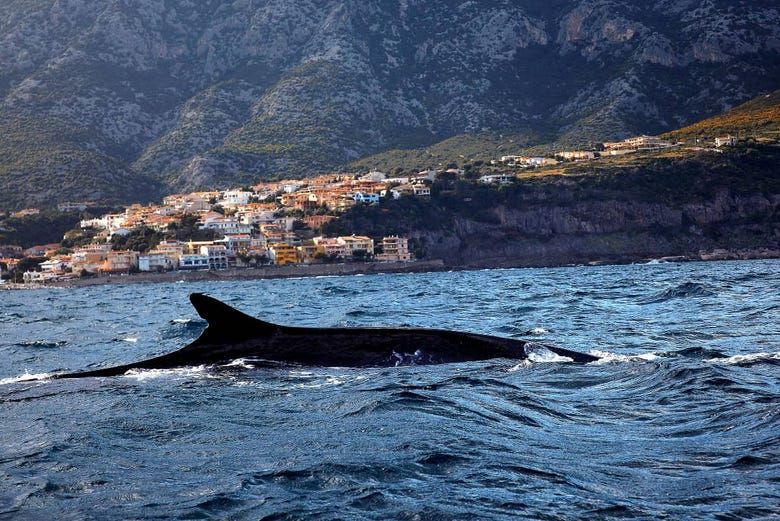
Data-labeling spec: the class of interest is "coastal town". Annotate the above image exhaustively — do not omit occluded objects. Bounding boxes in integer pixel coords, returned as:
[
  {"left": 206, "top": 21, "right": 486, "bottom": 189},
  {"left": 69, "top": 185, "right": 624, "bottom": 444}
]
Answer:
[
  {"left": 0, "top": 132, "right": 740, "bottom": 286},
  {"left": 0, "top": 170, "right": 426, "bottom": 285}
]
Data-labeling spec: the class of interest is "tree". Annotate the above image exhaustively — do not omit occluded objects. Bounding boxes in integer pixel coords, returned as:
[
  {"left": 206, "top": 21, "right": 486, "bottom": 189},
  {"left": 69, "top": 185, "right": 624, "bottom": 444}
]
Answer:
[
  {"left": 111, "top": 227, "right": 162, "bottom": 253},
  {"left": 292, "top": 219, "right": 307, "bottom": 231},
  {"left": 351, "top": 249, "right": 370, "bottom": 262},
  {"left": 167, "top": 215, "right": 217, "bottom": 242},
  {"left": 12, "top": 256, "right": 46, "bottom": 282},
  {"left": 61, "top": 227, "right": 97, "bottom": 248}
]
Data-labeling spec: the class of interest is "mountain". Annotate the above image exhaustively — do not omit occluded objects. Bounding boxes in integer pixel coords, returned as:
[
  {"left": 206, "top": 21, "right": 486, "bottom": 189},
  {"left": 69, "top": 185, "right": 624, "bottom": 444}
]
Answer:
[
  {"left": 662, "top": 89, "right": 780, "bottom": 143},
  {"left": 1, "top": 0, "right": 779, "bottom": 210}
]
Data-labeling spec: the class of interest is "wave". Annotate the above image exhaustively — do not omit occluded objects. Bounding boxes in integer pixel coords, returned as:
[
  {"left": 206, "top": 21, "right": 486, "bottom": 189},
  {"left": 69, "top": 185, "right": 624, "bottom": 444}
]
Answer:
[
  {"left": 588, "top": 350, "right": 660, "bottom": 364},
  {"left": 14, "top": 340, "right": 67, "bottom": 349},
  {"left": 496, "top": 325, "right": 549, "bottom": 336},
  {"left": 706, "top": 351, "right": 780, "bottom": 366},
  {"left": 159, "top": 318, "right": 207, "bottom": 340},
  {"left": 524, "top": 344, "right": 574, "bottom": 363},
  {"left": 322, "top": 285, "right": 358, "bottom": 296},
  {"left": 670, "top": 346, "right": 729, "bottom": 359},
  {"left": 122, "top": 365, "right": 209, "bottom": 381},
  {"left": 0, "top": 372, "right": 52, "bottom": 385},
  {"left": 641, "top": 282, "right": 715, "bottom": 304}
]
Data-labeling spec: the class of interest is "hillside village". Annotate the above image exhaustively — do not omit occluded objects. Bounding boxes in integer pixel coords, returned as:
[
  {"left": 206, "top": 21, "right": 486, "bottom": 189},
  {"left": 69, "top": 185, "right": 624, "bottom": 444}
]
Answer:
[{"left": 0, "top": 131, "right": 750, "bottom": 285}]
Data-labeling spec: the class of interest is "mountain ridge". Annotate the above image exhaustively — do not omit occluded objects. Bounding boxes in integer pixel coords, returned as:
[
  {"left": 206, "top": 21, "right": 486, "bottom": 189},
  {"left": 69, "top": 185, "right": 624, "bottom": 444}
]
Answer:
[{"left": 1, "top": 0, "right": 779, "bottom": 210}]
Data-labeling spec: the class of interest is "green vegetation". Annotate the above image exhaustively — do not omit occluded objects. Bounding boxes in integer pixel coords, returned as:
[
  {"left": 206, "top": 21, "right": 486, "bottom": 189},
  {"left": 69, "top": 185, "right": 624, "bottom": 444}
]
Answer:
[
  {"left": 110, "top": 227, "right": 163, "bottom": 253},
  {"left": 9, "top": 256, "right": 46, "bottom": 282},
  {"left": 663, "top": 89, "right": 780, "bottom": 142},
  {"left": 329, "top": 144, "right": 780, "bottom": 239},
  {"left": 166, "top": 215, "right": 217, "bottom": 242},
  {"left": 0, "top": 115, "right": 164, "bottom": 211},
  {"left": 0, "top": 211, "right": 82, "bottom": 248},
  {"left": 348, "top": 130, "right": 544, "bottom": 173}
]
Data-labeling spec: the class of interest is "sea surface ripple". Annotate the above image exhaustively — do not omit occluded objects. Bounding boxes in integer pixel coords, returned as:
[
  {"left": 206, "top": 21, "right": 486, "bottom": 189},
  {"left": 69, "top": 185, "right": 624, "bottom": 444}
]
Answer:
[{"left": 1, "top": 260, "right": 778, "bottom": 520}]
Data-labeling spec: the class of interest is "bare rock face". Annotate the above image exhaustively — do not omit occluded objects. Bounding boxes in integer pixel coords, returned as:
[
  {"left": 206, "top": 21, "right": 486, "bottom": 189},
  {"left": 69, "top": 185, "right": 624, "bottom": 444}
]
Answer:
[
  {"left": 0, "top": 0, "right": 779, "bottom": 208},
  {"left": 419, "top": 190, "right": 779, "bottom": 267}
]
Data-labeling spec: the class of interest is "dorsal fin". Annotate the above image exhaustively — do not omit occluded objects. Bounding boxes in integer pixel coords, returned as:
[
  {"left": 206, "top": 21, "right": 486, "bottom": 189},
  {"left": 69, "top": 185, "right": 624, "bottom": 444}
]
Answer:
[{"left": 189, "top": 293, "right": 280, "bottom": 340}]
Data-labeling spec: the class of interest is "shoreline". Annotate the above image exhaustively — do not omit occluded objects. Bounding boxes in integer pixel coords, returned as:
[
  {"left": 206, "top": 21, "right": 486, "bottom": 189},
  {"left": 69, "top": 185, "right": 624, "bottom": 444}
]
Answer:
[{"left": 2, "top": 248, "right": 778, "bottom": 290}]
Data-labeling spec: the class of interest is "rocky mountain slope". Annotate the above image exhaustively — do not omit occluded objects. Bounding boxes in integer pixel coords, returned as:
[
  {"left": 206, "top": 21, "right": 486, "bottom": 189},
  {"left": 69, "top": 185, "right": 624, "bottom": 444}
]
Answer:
[
  {"left": 1, "top": 0, "right": 779, "bottom": 209},
  {"left": 663, "top": 89, "right": 780, "bottom": 143}
]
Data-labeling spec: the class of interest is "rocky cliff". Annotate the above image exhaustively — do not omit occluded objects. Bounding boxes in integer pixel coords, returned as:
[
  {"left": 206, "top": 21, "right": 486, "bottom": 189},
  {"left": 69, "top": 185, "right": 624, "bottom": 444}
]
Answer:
[
  {"left": 1, "top": 0, "right": 779, "bottom": 209},
  {"left": 326, "top": 145, "right": 780, "bottom": 267},
  {"left": 419, "top": 190, "right": 779, "bottom": 267}
]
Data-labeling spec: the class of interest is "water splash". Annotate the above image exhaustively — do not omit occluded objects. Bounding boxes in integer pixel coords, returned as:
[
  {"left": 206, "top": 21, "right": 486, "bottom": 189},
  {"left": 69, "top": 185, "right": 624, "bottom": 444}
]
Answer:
[
  {"left": 0, "top": 372, "right": 52, "bottom": 385},
  {"left": 706, "top": 351, "right": 780, "bottom": 366}
]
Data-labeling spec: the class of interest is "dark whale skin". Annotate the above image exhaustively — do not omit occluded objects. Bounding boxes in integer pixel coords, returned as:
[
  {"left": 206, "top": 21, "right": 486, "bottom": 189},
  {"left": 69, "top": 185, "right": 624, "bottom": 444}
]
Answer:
[{"left": 55, "top": 293, "right": 599, "bottom": 378}]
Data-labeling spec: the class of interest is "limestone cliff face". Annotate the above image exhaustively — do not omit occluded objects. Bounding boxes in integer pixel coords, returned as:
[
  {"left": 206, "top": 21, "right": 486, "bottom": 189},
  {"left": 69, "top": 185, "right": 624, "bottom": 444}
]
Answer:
[
  {"left": 418, "top": 191, "right": 779, "bottom": 266},
  {"left": 1, "top": 0, "right": 779, "bottom": 208}
]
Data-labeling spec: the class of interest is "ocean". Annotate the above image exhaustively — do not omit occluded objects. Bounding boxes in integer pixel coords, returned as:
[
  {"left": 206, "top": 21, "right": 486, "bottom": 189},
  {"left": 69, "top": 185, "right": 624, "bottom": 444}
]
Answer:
[{"left": 1, "top": 260, "right": 778, "bottom": 520}]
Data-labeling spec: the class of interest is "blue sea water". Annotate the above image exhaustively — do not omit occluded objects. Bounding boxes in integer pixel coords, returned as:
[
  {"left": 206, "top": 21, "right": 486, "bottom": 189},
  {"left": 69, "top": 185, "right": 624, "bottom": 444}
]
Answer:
[{"left": 1, "top": 260, "right": 779, "bottom": 520}]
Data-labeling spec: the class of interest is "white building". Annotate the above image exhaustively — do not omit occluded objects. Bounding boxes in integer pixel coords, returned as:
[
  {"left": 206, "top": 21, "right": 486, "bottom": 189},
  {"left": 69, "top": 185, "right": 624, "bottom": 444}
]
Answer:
[
  {"left": 360, "top": 171, "right": 387, "bottom": 182},
  {"left": 385, "top": 176, "right": 411, "bottom": 184},
  {"left": 479, "top": 174, "right": 514, "bottom": 185},
  {"left": 412, "top": 185, "right": 431, "bottom": 196},
  {"left": 23, "top": 271, "right": 62, "bottom": 283},
  {"left": 138, "top": 253, "right": 177, "bottom": 272},
  {"left": 281, "top": 183, "right": 303, "bottom": 194},
  {"left": 376, "top": 236, "right": 412, "bottom": 262},
  {"left": 216, "top": 234, "right": 252, "bottom": 254},
  {"left": 178, "top": 254, "right": 209, "bottom": 270},
  {"left": 238, "top": 210, "right": 277, "bottom": 226},
  {"left": 353, "top": 192, "right": 381, "bottom": 204},
  {"left": 221, "top": 190, "right": 253, "bottom": 206},
  {"left": 200, "top": 245, "right": 229, "bottom": 270},
  {"left": 339, "top": 235, "right": 375, "bottom": 256},
  {"left": 200, "top": 216, "right": 253, "bottom": 235},
  {"left": 556, "top": 151, "right": 596, "bottom": 161},
  {"left": 715, "top": 136, "right": 736, "bottom": 147},
  {"left": 603, "top": 135, "right": 671, "bottom": 152},
  {"left": 527, "top": 157, "right": 558, "bottom": 167},
  {"left": 80, "top": 213, "right": 126, "bottom": 232}
]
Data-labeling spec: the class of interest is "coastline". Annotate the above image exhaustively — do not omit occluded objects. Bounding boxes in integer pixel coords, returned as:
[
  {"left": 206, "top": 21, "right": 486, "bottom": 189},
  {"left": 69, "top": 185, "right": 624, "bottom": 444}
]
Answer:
[{"left": 2, "top": 247, "right": 778, "bottom": 291}]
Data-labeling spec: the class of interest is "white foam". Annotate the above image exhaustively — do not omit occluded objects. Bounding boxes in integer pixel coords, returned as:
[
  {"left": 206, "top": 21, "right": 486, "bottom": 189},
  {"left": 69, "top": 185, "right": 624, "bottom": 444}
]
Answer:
[
  {"left": 288, "top": 371, "right": 315, "bottom": 378},
  {"left": 172, "top": 318, "right": 191, "bottom": 324},
  {"left": 587, "top": 350, "right": 659, "bottom": 365},
  {"left": 224, "top": 358, "right": 255, "bottom": 369},
  {"left": 528, "top": 327, "right": 548, "bottom": 335},
  {"left": 122, "top": 337, "right": 138, "bottom": 343},
  {"left": 0, "top": 372, "right": 52, "bottom": 385},
  {"left": 524, "top": 344, "right": 574, "bottom": 363},
  {"left": 706, "top": 352, "right": 780, "bottom": 365},
  {"left": 508, "top": 360, "right": 533, "bottom": 372},
  {"left": 528, "top": 351, "right": 573, "bottom": 363},
  {"left": 122, "top": 365, "right": 208, "bottom": 381},
  {"left": 292, "top": 374, "right": 358, "bottom": 389}
]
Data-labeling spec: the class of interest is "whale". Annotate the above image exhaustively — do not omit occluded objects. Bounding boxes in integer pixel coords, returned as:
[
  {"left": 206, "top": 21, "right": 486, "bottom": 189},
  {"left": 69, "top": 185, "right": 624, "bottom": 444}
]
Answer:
[{"left": 55, "top": 293, "right": 599, "bottom": 378}]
